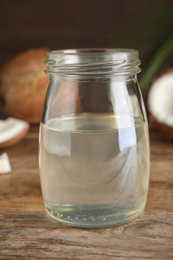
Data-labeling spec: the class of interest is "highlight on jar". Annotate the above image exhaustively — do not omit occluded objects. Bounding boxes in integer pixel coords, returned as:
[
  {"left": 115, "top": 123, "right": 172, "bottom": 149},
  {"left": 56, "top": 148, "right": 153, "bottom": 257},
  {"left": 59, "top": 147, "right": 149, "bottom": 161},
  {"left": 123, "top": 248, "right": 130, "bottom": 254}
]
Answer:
[{"left": 39, "top": 49, "right": 150, "bottom": 228}]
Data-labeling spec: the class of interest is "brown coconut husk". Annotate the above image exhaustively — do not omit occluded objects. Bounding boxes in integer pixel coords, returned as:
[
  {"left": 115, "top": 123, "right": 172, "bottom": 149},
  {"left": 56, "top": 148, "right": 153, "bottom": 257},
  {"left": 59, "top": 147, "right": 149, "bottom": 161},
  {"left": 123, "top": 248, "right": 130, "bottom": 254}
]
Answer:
[{"left": 0, "top": 48, "right": 49, "bottom": 124}]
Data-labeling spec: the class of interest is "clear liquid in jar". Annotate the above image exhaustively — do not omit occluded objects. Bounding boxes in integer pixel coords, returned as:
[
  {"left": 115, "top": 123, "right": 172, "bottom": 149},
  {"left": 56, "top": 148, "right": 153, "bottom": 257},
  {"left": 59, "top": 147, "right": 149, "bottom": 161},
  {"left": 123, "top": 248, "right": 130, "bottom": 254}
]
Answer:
[{"left": 39, "top": 114, "right": 150, "bottom": 228}]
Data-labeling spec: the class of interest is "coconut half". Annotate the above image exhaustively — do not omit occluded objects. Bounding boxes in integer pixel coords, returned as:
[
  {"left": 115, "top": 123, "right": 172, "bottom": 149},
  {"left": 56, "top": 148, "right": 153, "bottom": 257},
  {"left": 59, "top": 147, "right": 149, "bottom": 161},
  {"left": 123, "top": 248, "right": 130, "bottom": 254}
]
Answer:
[
  {"left": 0, "top": 117, "right": 30, "bottom": 148},
  {"left": 148, "top": 68, "right": 173, "bottom": 139}
]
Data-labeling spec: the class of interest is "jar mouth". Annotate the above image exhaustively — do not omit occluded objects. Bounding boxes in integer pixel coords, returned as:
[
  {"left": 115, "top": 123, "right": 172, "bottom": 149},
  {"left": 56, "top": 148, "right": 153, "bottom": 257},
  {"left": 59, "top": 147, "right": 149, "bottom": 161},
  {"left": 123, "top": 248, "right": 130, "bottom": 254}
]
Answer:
[{"left": 45, "top": 48, "right": 141, "bottom": 76}]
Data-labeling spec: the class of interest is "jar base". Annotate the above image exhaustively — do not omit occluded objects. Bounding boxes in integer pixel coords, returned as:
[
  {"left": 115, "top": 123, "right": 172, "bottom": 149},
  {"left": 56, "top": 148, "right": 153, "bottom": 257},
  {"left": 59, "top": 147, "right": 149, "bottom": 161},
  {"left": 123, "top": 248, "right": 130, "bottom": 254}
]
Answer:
[{"left": 45, "top": 202, "right": 146, "bottom": 228}]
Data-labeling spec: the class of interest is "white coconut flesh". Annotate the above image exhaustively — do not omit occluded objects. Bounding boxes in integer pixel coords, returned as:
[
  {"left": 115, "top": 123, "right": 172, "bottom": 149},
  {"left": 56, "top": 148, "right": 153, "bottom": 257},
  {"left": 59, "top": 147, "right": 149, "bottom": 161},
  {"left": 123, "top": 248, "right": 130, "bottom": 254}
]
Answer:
[
  {"left": 0, "top": 153, "right": 12, "bottom": 174},
  {"left": 148, "top": 72, "right": 173, "bottom": 126},
  {"left": 0, "top": 117, "right": 29, "bottom": 146}
]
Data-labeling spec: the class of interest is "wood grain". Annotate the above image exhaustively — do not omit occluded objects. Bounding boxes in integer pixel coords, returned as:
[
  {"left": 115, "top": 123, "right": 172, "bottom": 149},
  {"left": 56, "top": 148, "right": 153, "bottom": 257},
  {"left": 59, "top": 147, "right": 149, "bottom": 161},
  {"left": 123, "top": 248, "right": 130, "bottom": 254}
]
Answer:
[{"left": 0, "top": 126, "right": 173, "bottom": 259}]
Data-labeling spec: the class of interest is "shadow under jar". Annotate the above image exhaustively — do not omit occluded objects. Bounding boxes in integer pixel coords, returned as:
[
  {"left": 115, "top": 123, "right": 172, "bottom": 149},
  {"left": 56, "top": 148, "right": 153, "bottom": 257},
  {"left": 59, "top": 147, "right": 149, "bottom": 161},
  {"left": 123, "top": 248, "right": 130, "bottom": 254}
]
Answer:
[{"left": 39, "top": 49, "right": 150, "bottom": 228}]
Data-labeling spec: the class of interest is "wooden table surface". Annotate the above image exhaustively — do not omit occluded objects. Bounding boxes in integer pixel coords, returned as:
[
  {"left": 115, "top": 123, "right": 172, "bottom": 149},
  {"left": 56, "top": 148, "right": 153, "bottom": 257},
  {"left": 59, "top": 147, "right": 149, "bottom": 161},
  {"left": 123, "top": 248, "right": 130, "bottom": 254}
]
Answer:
[{"left": 0, "top": 126, "right": 173, "bottom": 259}]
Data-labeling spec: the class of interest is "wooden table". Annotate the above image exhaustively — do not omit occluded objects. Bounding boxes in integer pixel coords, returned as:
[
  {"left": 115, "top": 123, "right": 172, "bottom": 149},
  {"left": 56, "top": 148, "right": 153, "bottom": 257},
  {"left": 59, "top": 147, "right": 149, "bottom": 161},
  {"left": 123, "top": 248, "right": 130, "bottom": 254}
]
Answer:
[{"left": 0, "top": 126, "right": 173, "bottom": 259}]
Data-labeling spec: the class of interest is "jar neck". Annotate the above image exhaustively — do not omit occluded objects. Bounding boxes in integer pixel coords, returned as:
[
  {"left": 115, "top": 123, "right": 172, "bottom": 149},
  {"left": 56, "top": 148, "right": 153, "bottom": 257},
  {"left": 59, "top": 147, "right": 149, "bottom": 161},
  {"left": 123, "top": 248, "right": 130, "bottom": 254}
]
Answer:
[{"left": 45, "top": 49, "right": 141, "bottom": 77}]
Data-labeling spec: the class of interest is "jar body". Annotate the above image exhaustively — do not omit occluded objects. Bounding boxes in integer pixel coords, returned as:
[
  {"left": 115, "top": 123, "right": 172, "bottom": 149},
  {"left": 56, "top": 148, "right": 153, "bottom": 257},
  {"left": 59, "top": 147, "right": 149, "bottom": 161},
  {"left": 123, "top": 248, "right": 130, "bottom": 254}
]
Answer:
[{"left": 39, "top": 49, "right": 150, "bottom": 228}]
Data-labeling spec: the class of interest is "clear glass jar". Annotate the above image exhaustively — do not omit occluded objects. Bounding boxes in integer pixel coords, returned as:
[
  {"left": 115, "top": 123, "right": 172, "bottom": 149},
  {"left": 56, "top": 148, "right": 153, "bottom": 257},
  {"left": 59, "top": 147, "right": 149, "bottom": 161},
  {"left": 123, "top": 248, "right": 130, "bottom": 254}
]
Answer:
[{"left": 39, "top": 49, "right": 150, "bottom": 228}]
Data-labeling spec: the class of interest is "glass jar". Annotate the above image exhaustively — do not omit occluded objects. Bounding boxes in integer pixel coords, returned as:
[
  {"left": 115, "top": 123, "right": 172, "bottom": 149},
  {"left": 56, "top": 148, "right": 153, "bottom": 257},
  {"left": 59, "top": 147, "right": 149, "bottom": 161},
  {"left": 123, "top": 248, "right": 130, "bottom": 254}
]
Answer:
[{"left": 39, "top": 49, "right": 150, "bottom": 228}]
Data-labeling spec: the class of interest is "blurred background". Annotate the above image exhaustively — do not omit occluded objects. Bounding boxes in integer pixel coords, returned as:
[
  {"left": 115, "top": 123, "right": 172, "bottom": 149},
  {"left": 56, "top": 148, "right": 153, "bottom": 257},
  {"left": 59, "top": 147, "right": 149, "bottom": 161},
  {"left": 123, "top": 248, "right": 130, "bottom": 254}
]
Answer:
[
  {"left": 0, "top": 0, "right": 173, "bottom": 140},
  {"left": 1, "top": 0, "right": 173, "bottom": 81}
]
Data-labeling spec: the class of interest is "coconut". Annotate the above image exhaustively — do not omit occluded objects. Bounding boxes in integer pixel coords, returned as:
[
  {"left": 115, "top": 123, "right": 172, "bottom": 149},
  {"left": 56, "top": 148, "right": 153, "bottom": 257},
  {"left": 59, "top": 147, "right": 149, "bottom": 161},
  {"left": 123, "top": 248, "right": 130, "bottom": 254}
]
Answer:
[
  {"left": 0, "top": 48, "right": 49, "bottom": 124},
  {"left": 0, "top": 153, "right": 11, "bottom": 174},
  {"left": 0, "top": 117, "right": 29, "bottom": 148},
  {"left": 147, "top": 68, "right": 173, "bottom": 139}
]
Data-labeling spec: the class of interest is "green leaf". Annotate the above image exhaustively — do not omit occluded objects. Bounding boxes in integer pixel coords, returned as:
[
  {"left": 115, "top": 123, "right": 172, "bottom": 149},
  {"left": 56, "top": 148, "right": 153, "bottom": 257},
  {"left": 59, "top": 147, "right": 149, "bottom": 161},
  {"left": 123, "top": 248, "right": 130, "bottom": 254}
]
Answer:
[
  {"left": 139, "top": 35, "right": 173, "bottom": 89},
  {"left": 110, "top": 9, "right": 173, "bottom": 74}
]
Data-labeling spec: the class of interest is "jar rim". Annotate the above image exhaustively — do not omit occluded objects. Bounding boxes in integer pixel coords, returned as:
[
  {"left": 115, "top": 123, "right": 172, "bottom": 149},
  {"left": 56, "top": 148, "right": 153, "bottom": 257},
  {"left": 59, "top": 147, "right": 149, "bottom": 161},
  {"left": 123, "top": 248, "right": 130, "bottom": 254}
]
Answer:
[
  {"left": 45, "top": 48, "right": 141, "bottom": 76},
  {"left": 47, "top": 48, "right": 138, "bottom": 54}
]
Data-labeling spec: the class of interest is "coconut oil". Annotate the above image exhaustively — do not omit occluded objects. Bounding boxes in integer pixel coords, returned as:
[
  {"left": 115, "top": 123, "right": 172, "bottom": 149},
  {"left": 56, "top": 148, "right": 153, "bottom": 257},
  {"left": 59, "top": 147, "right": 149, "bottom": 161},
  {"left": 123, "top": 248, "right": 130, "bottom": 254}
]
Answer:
[{"left": 39, "top": 114, "right": 150, "bottom": 228}]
